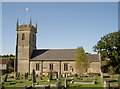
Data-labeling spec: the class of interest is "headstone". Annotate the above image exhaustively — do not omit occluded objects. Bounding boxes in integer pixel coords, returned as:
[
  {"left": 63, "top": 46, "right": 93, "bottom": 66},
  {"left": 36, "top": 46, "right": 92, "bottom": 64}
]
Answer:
[
  {"left": 64, "top": 78, "right": 68, "bottom": 88},
  {"left": 58, "top": 73, "right": 62, "bottom": 79},
  {"left": 4, "top": 75, "right": 8, "bottom": 82},
  {"left": 32, "top": 69, "right": 36, "bottom": 83},
  {"left": 63, "top": 74, "right": 66, "bottom": 78},
  {"left": 55, "top": 72, "right": 58, "bottom": 79},
  {"left": 14, "top": 72, "right": 17, "bottom": 78},
  {"left": 44, "top": 85, "right": 50, "bottom": 89},
  {"left": 104, "top": 81, "right": 110, "bottom": 89},
  {"left": 70, "top": 80, "right": 74, "bottom": 84},
  {"left": 15, "top": 72, "right": 20, "bottom": 80},
  {"left": 36, "top": 74, "right": 38, "bottom": 77},
  {"left": 18, "top": 73, "right": 20, "bottom": 78},
  {"left": 48, "top": 70, "right": 52, "bottom": 82},
  {"left": 74, "top": 74, "right": 78, "bottom": 78},
  {"left": 56, "top": 81, "right": 61, "bottom": 89},
  {"left": 25, "top": 73, "right": 28, "bottom": 79},
  {"left": 39, "top": 77, "right": 43, "bottom": 80}
]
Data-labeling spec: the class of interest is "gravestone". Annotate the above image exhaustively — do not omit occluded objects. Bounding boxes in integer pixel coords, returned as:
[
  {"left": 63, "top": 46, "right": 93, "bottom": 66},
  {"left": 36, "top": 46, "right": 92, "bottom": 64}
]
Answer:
[
  {"left": 18, "top": 73, "right": 20, "bottom": 78},
  {"left": 44, "top": 85, "right": 50, "bottom": 89},
  {"left": 25, "top": 73, "right": 28, "bottom": 79},
  {"left": 74, "top": 74, "right": 78, "bottom": 78},
  {"left": 16, "top": 72, "right": 20, "bottom": 80},
  {"left": 56, "top": 81, "right": 61, "bottom": 89},
  {"left": 15, "top": 72, "right": 18, "bottom": 77},
  {"left": 55, "top": 72, "right": 58, "bottom": 79},
  {"left": 64, "top": 78, "right": 68, "bottom": 88},
  {"left": 63, "top": 74, "right": 66, "bottom": 78},
  {"left": 36, "top": 74, "right": 38, "bottom": 77},
  {"left": 70, "top": 80, "right": 74, "bottom": 84},
  {"left": 48, "top": 70, "right": 52, "bottom": 82},
  {"left": 58, "top": 73, "right": 62, "bottom": 79},
  {"left": 4, "top": 75, "right": 8, "bottom": 82},
  {"left": 104, "top": 81, "right": 110, "bottom": 89},
  {"left": 32, "top": 69, "right": 36, "bottom": 83},
  {"left": 39, "top": 76, "right": 43, "bottom": 80}
]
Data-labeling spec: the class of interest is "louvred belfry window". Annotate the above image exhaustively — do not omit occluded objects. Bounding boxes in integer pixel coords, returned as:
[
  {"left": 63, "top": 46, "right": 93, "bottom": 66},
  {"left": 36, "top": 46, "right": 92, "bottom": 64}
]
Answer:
[{"left": 22, "top": 33, "right": 25, "bottom": 40}]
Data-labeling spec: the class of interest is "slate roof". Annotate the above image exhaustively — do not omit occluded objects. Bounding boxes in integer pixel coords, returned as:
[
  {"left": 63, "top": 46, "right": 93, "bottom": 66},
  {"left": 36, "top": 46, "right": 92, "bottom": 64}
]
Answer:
[{"left": 30, "top": 49, "right": 100, "bottom": 61}]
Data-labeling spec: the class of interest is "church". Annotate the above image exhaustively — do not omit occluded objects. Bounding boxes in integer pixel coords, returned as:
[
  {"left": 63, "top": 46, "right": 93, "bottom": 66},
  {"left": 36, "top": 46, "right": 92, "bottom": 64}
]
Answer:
[{"left": 16, "top": 19, "right": 101, "bottom": 75}]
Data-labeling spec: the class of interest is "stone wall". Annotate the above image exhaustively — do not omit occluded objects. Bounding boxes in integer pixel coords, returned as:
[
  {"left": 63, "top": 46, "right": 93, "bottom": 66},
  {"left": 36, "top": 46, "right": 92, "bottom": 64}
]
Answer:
[
  {"left": 87, "top": 62, "right": 101, "bottom": 73},
  {"left": 18, "top": 60, "right": 30, "bottom": 74},
  {"left": 30, "top": 61, "right": 76, "bottom": 75}
]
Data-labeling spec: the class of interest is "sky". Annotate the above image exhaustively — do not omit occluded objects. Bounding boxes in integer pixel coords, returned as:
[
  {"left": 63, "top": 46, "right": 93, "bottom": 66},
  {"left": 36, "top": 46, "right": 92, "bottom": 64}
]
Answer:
[{"left": 1, "top": 2, "right": 118, "bottom": 55}]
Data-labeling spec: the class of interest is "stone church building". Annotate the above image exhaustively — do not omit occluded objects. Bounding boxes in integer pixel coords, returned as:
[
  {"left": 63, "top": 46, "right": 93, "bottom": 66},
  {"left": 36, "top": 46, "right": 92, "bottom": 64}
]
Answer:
[{"left": 16, "top": 19, "right": 101, "bottom": 75}]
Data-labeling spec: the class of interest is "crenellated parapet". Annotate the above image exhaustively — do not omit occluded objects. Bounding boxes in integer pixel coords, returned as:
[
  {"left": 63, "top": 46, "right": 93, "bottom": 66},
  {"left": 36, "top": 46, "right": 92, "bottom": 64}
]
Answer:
[{"left": 16, "top": 18, "right": 37, "bottom": 33}]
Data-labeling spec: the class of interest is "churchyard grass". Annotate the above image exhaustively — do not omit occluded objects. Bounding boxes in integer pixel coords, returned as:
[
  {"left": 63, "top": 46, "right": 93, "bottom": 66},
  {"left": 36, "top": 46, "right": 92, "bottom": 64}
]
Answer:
[{"left": 2, "top": 74, "right": 104, "bottom": 88}]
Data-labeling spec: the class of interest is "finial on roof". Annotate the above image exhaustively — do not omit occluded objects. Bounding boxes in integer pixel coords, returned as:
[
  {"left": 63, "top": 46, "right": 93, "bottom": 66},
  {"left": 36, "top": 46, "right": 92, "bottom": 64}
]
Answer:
[
  {"left": 36, "top": 22, "right": 37, "bottom": 29},
  {"left": 16, "top": 19, "right": 19, "bottom": 30},
  {"left": 30, "top": 18, "right": 32, "bottom": 26}
]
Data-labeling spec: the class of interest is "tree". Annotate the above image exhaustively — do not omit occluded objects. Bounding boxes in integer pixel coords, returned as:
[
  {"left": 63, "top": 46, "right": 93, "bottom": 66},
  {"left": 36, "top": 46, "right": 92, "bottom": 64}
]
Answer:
[
  {"left": 93, "top": 31, "right": 120, "bottom": 73},
  {"left": 74, "top": 47, "right": 89, "bottom": 75}
]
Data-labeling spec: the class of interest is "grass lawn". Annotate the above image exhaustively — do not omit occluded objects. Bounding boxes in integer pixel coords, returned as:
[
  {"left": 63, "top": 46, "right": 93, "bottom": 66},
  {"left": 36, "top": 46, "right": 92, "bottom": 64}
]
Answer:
[
  {"left": 68, "top": 76, "right": 103, "bottom": 89},
  {"left": 2, "top": 75, "right": 103, "bottom": 89}
]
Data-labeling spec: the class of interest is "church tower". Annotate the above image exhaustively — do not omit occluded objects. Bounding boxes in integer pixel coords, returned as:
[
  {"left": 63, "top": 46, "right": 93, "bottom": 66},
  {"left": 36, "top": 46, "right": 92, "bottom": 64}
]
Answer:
[{"left": 16, "top": 18, "right": 37, "bottom": 74}]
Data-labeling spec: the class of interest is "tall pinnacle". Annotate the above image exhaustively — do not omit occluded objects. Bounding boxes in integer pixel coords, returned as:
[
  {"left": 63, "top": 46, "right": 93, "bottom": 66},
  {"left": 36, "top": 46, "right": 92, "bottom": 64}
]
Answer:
[
  {"left": 30, "top": 18, "right": 32, "bottom": 26},
  {"left": 16, "top": 19, "right": 19, "bottom": 30}
]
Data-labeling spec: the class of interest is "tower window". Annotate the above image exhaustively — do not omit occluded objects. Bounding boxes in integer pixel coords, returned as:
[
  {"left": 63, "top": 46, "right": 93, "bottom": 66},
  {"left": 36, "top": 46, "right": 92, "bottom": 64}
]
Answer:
[
  {"left": 22, "top": 33, "right": 25, "bottom": 40},
  {"left": 33, "top": 34, "right": 34, "bottom": 42}
]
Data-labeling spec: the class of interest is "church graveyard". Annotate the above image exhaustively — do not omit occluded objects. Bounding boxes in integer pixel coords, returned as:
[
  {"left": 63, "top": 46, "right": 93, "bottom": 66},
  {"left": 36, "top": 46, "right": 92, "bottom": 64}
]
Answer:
[
  {"left": 102, "top": 73, "right": 120, "bottom": 88},
  {"left": 1, "top": 72, "right": 105, "bottom": 89}
]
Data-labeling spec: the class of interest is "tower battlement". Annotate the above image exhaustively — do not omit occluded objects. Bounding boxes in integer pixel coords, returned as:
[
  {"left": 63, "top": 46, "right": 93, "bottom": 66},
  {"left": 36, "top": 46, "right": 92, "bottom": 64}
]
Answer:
[
  {"left": 16, "top": 18, "right": 37, "bottom": 32},
  {"left": 17, "top": 24, "right": 37, "bottom": 32}
]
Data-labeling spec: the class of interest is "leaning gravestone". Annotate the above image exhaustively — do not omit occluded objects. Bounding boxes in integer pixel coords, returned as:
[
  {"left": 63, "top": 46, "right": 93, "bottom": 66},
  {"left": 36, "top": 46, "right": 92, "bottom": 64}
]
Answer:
[
  {"left": 4, "top": 75, "right": 8, "bottom": 82},
  {"left": 32, "top": 69, "right": 36, "bottom": 83}
]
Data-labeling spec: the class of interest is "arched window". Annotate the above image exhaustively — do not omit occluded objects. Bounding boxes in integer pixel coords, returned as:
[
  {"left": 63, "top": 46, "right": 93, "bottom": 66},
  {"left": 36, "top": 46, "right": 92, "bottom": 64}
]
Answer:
[{"left": 22, "top": 33, "right": 25, "bottom": 40}]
